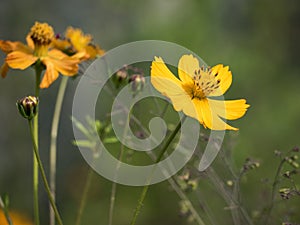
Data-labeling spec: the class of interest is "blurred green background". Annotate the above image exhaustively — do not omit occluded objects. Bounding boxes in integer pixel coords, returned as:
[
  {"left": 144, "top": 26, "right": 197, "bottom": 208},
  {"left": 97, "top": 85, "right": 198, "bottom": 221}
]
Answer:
[{"left": 1, "top": 0, "right": 300, "bottom": 224}]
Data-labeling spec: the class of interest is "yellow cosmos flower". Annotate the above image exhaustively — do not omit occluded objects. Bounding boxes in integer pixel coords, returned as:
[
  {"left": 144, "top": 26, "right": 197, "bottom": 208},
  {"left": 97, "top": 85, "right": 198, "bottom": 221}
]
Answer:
[
  {"left": 52, "top": 26, "right": 105, "bottom": 61},
  {"left": 151, "top": 54, "right": 250, "bottom": 130},
  {"left": 0, "top": 210, "right": 33, "bottom": 225},
  {"left": 0, "top": 22, "right": 79, "bottom": 88},
  {"left": 0, "top": 38, "right": 31, "bottom": 78}
]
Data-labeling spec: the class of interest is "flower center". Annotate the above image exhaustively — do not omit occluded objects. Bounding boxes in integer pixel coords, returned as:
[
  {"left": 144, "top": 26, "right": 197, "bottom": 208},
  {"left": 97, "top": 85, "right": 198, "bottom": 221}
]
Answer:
[
  {"left": 182, "top": 66, "right": 220, "bottom": 99},
  {"left": 30, "top": 22, "right": 54, "bottom": 46}
]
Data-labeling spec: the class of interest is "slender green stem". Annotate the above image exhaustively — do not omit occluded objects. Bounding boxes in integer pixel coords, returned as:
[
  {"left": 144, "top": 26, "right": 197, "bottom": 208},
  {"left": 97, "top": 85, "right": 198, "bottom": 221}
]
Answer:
[
  {"left": 75, "top": 164, "right": 94, "bottom": 225},
  {"left": 50, "top": 76, "right": 69, "bottom": 225},
  {"left": 108, "top": 182, "right": 117, "bottom": 225},
  {"left": 33, "top": 65, "right": 42, "bottom": 225},
  {"left": 108, "top": 118, "right": 128, "bottom": 225},
  {"left": 130, "top": 116, "right": 186, "bottom": 225},
  {"left": 28, "top": 120, "right": 64, "bottom": 225},
  {"left": 0, "top": 196, "right": 12, "bottom": 225}
]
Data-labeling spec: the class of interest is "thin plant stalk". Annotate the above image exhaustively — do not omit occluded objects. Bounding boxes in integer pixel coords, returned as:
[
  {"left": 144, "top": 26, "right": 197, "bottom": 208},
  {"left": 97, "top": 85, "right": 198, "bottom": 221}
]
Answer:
[
  {"left": 50, "top": 76, "right": 69, "bottom": 225},
  {"left": 28, "top": 120, "right": 64, "bottom": 225},
  {"left": 265, "top": 155, "right": 286, "bottom": 225},
  {"left": 108, "top": 116, "right": 129, "bottom": 225},
  {"left": 0, "top": 196, "right": 12, "bottom": 225},
  {"left": 204, "top": 167, "right": 254, "bottom": 225},
  {"left": 75, "top": 162, "right": 95, "bottom": 225},
  {"left": 130, "top": 116, "right": 186, "bottom": 225},
  {"left": 33, "top": 65, "right": 42, "bottom": 225},
  {"left": 168, "top": 177, "right": 206, "bottom": 225}
]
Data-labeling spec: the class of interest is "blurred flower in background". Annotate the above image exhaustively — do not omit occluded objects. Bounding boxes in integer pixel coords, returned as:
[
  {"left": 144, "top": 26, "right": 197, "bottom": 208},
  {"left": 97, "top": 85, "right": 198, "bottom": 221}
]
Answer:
[
  {"left": 52, "top": 26, "right": 105, "bottom": 61},
  {"left": 0, "top": 21, "right": 79, "bottom": 88}
]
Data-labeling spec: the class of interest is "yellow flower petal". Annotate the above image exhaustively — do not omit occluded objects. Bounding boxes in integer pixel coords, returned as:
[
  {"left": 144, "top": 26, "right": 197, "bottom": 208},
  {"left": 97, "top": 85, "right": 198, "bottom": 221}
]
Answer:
[
  {"left": 151, "top": 56, "right": 182, "bottom": 87},
  {"left": 181, "top": 98, "right": 204, "bottom": 125},
  {"left": 6, "top": 51, "right": 37, "bottom": 70},
  {"left": 47, "top": 49, "right": 79, "bottom": 75},
  {"left": 39, "top": 59, "right": 59, "bottom": 88},
  {"left": 26, "top": 35, "right": 35, "bottom": 50},
  {"left": 51, "top": 38, "right": 71, "bottom": 52},
  {"left": 195, "top": 98, "right": 238, "bottom": 130},
  {"left": 85, "top": 44, "right": 105, "bottom": 59},
  {"left": 208, "top": 98, "right": 250, "bottom": 120},
  {"left": 178, "top": 54, "right": 199, "bottom": 83},
  {"left": 209, "top": 64, "right": 232, "bottom": 96},
  {"left": 0, "top": 40, "right": 31, "bottom": 53},
  {"left": 48, "top": 48, "right": 70, "bottom": 59},
  {"left": 65, "top": 27, "right": 92, "bottom": 52},
  {"left": 1, "top": 63, "right": 9, "bottom": 78},
  {"left": 151, "top": 57, "right": 191, "bottom": 111}
]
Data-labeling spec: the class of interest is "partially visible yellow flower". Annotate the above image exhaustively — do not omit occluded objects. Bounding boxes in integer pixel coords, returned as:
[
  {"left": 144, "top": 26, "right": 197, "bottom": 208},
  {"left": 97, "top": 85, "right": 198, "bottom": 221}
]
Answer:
[
  {"left": 0, "top": 210, "right": 33, "bottom": 225},
  {"left": 0, "top": 21, "right": 79, "bottom": 88},
  {"left": 151, "top": 54, "right": 250, "bottom": 130},
  {"left": 0, "top": 39, "right": 30, "bottom": 78},
  {"left": 52, "top": 26, "right": 105, "bottom": 61}
]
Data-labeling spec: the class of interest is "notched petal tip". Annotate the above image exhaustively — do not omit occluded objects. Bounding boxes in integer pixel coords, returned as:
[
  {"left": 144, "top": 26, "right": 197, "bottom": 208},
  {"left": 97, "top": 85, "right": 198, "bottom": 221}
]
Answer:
[
  {"left": 210, "top": 64, "right": 233, "bottom": 96},
  {"left": 153, "top": 56, "right": 163, "bottom": 62}
]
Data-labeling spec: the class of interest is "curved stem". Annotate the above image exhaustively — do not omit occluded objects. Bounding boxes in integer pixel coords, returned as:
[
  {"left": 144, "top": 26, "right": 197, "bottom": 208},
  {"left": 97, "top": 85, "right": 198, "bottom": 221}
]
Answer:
[
  {"left": 33, "top": 66, "right": 42, "bottom": 225},
  {"left": 50, "top": 76, "right": 69, "bottom": 225},
  {"left": 130, "top": 116, "right": 186, "bottom": 225},
  {"left": 28, "top": 120, "right": 64, "bottom": 225}
]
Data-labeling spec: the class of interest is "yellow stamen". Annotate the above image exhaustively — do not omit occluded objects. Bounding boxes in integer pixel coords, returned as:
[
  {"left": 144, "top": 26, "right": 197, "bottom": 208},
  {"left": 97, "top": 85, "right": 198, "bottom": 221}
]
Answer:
[{"left": 29, "top": 22, "right": 54, "bottom": 46}]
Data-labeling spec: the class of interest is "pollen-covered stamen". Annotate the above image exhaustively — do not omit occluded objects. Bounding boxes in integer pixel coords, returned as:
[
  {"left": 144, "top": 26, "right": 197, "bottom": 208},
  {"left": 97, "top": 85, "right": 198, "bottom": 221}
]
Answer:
[
  {"left": 30, "top": 22, "right": 54, "bottom": 46},
  {"left": 191, "top": 67, "right": 221, "bottom": 98}
]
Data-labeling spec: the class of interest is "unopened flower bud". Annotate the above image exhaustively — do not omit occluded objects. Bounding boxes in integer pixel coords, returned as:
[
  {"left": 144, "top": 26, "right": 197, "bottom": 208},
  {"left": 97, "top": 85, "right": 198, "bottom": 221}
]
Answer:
[
  {"left": 116, "top": 69, "right": 128, "bottom": 82},
  {"left": 129, "top": 74, "right": 145, "bottom": 93},
  {"left": 16, "top": 96, "right": 39, "bottom": 120}
]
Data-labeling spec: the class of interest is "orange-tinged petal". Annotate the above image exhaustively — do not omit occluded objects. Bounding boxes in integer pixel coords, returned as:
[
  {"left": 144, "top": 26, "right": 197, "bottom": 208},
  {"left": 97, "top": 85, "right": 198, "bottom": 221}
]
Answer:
[
  {"left": 85, "top": 44, "right": 105, "bottom": 59},
  {"left": 209, "top": 64, "right": 232, "bottom": 96},
  {"left": 195, "top": 98, "right": 238, "bottom": 130},
  {"left": 39, "top": 59, "right": 59, "bottom": 88},
  {"left": 178, "top": 54, "right": 199, "bottom": 83},
  {"left": 6, "top": 51, "right": 37, "bottom": 69},
  {"left": 47, "top": 49, "right": 79, "bottom": 75},
  {"left": 207, "top": 98, "right": 250, "bottom": 120},
  {"left": 0, "top": 40, "right": 32, "bottom": 53},
  {"left": 51, "top": 38, "right": 71, "bottom": 51},
  {"left": 48, "top": 48, "right": 70, "bottom": 59},
  {"left": 26, "top": 35, "right": 35, "bottom": 50},
  {"left": 1, "top": 63, "right": 9, "bottom": 78},
  {"left": 71, "top": 51, "right": 87, "bottom": 61},
  {"left": 65, "top": 27, "right": 92, "bottom": 51}
]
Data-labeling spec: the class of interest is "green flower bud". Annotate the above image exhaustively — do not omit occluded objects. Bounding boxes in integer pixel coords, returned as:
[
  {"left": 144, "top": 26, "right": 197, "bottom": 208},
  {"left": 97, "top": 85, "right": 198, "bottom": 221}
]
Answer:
[{"left": 16, "top": 96, "right": 39, "bottom": 120}]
